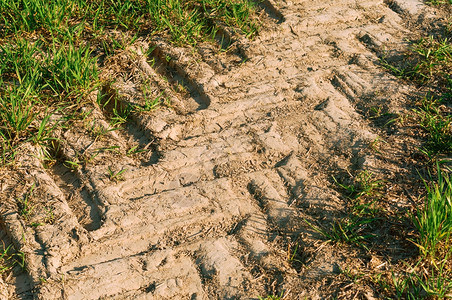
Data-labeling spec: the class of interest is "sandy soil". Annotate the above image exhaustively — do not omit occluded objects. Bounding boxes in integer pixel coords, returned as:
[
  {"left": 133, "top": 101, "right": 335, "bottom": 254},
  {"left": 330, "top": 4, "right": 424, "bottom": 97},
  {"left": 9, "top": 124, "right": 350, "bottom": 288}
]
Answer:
[{"left": 0, "top": 0, "right": 449, "bottom": 298}]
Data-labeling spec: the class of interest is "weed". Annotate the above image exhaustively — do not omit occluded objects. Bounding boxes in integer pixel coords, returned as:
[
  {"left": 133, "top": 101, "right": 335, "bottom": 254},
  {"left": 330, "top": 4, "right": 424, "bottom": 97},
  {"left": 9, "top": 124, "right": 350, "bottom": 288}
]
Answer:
[
  {"left": 369, "top": 136, "right": 388, "bottom": 155},
  {"left": 81, "top": 150, "right": 100, "bottom": 165},
  {"left": 127, "top": 145, "right": 146, "bottom": 156},
  {"left": 0, "top": 80, "right": 39, "bottom": 144},
  {"left": 369, "top": 106, "right": 384, "bottom": 118},
  {"left": 0, "top": 243, "right": 25, "bottom": 274},
  {"left": 381, "top": 36, "right": 451, "bottom": 157},
  {"left": 0, "top": 244, "right": 14, "bottom": 274},
  {"left": 304, "top": 217, "right": 374, "bottom": 250},
  {"left": 258, "top": 291, "right": 284, "bottom": 300},
  {"left": 30, "top": 222, "right": 43, "bottom": 228},
  {"left": 287, "top": 242, "right": 305, "bottom": 270},
  {"left": 416, "top": 259, "right": 452, "bottom": 299},
  {"left": 391, "top": 270, "right": 423, "bottom": 299},
  {"left": 375, "top": 5, "right": 452, "bottom": 299},
  {"left": 427, "top": 0, "right": 452, "bottom": 4},
  {"left": 0, "top": 137, "right": 17, "bottom": 166},
  {"left": 94, "top": 146, "right": 121, "bottom": 155},
  {"left": 14, "top": 251, "right": 25, "bottom": 270},
  {"left": 136, "top": 88, "right": 163, "bottom": 112},
  {"left": 28, "top": 110, "right": 58, "bottom": 146},
  {"left": 107, "top": 167, "right": 126, "bottom": 182},
  {"left": 334, "top": 170, "right": 383, "bottom": 200},
  {"left": 110, "top": 107, "right": 130, "bottom": 127},
  {"left": 339, "top": 265, "right": 365, "bottom": 284},
  {"left": 18, "top": 183, "right": 35, "bottom": 221},
  {"left": 327, "top": 217, "right": 375, "bottom": 250},
  {"left": 388, "top": 257, "right": 452, "bottom": 299},
  {"left": 382, "top": 36, "right": 451, "bottom": 92},
  {"left": 64, "top": 159, "right": 81, "bottom": 171},
  {"left": 44, "top": 206, "right": 55, "bottom": 224},
  {"left": 305, "top": 171, "right": 382, "bottom": 250},
  {"left": 86, "top": 122, "right": 117, "bottom": 140},
  {"left": 415, "top": 95, "right": 452, "bottom": 155},
  {"left": 98, "top": 92, "right": 132, "bottom": 128}
]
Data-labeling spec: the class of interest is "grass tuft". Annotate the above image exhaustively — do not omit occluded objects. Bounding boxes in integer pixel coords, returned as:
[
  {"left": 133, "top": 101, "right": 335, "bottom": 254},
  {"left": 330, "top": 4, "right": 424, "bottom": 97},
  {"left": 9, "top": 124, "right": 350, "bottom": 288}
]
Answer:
[{"left": 412, "top": 166, "right": 452, "bottom": 261}]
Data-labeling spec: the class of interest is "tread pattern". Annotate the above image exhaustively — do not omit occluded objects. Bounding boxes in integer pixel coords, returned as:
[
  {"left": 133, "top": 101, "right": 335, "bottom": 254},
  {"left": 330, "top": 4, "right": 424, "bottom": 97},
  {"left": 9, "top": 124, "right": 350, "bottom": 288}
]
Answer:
[{"left": 0, "top": 0, "right": 440, "bottom": 298}]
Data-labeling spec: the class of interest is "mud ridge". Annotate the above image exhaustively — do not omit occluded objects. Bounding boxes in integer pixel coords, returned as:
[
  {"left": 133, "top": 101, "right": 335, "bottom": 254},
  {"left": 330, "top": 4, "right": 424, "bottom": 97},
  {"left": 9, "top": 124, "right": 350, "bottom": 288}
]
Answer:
[
  {"left": 254, "top": 0, "right": 285, "bottom": 23},
  {"left": 50, "top": 162, "right": 102, "bottom": 231},
  {"left": 149, "top": 42, "right": 212, "bottom": 110}
]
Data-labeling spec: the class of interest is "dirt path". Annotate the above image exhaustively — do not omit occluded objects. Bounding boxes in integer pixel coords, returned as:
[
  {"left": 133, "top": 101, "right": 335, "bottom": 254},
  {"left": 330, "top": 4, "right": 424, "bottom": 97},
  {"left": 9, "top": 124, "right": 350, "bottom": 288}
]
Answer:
[{"left": 0, "top": 0, "right": 445, "bottom": 298}]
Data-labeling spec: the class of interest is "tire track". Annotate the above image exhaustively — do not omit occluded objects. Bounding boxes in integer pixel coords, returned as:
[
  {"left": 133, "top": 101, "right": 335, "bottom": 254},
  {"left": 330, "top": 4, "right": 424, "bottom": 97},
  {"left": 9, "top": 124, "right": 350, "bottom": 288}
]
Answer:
[{"left": 0, "top": 0, "right": 444, "bottom": 297}]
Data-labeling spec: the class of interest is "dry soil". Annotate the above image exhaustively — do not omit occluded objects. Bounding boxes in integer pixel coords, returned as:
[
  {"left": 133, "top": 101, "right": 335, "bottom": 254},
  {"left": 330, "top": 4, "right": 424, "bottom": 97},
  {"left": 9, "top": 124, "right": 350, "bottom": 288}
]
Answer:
[{"left": 0, "top": 0, "right": 449, "bottom": 298}]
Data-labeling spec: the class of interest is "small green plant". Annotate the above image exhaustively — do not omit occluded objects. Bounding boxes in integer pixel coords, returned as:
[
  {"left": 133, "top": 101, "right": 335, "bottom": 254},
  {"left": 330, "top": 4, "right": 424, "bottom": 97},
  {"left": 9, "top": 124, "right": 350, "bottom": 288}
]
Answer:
[
  {"left": 107, "top": 167, "right": 126, "bottom": 182},
  {"left": 64, "top": 159, "right": 81, "bottom": 171},
  {"left": 258, "top": 291, "right": 284, "bottom": 300},
  {"left": 305, "top": 218, "right": 367, "bottom": 250},
  {"left": 287, "top": 242, "right": 305, "bottom": 270},
  {"left": 391, "top": 270, "right": 423, "bottom": 299},
  {"left": 111, "top": 108, "right": 129, "bottom": 127},
  {"left": 104, "top": 97, "right": 131, "bottom": 128},
  {"left": 415, "top": 95, "right": 452, "bottom": 155},
  {"left": 94, "top": 146, "right": 121, "bottom": 155},
  {"left": 321, "top": 217, "right": 375, "bottom": 250},
  {"left": 376, "top": 6, "right": 452, "bottom": 299},
  {"left": 369, "top": 136, "right": 388, "bottom": 155},
  {"left": 381, "top": 34, "right": 451, "bottom": 157},
  {"left": 339, "top": 265, "right": 365, "bottom": 284},
  {"left": 0, "top": 244, "right": 14, "bottom": 274},
  {"left": 127, "top": 145, "right": 146, "bottom": 156},
  {"left": 86, "top": 122, "right": 118, "bottom": 140},
  {"left": 427, "top": 0, "right": 452, "bottom": 4},
  {"left": 18, "top": 184, "right": 35, "bottom": 221},
  {"left": 305, "top": 171, "right": 382, "bottom": 250},
  {"left": 136, "top": 88, "right": 163, "bottom": 112},
  {"left": 14, "top": 251, "right": 25, "bottom": 270},
  {"left": 334, "top": 170, "right": 383, "bottom": 200},
  {"left": 388, "top": 257, "right": 452, "bottom": 299},
  {"left": 416, "top": 259, "right": 452, "bottom": 299},
  {"left": 44, "top": 206, "right": 55, "bottom": 224},
  {"left": 0, "top": 243, "right": 25, "bottom": 275}
]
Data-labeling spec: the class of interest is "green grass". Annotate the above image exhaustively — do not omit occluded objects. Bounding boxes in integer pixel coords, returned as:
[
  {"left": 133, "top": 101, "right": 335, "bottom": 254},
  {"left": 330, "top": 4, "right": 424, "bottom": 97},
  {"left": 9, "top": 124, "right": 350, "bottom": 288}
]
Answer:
[
  {"left": 0, "top": 0, "right": 259, "bottom": 45},
  {"left": 334, "top": 170, "right": 384, "bottom": 200},
  {"left": 409, "top": 37, "right": 451, "bottom": 90},
  {"left": 258, "top": 293, "right": 284, "bottom": 300},
  {"left": 377, "top": 8, "right": 452, "bottom": 297},
  {"left": 306, "top": 171, "right": 382, "bottom": 250},
  {"left": 386, "top": 257, "right": 452, "bottom": 299},
  {"left": 380, "top": 21, "right": 451, "bottom": 273},
  {"left": 107, "top": 166, "right": 126, "bottom": 182},
  {"left": 391, "top": 166, "right": 452, "bottom": 299},
  {"left": 307, "top": 164, "right": 452, "bottom": 297},
  {"left": 415, "top": 96, "right": 452, "bottom": 156},
  {"left": 0, "top": 243, "right": 25, "bottom": 275},
  {"left": 412, "top": 166, "right": 452, "bottom": 261},
  {"left": 319, "top": 216, "right": 376, "bottom": 250},
  {"left": 427, "top": 0, "right": 452, "bottom": 5},
  {"left": 381, "top": 34, "right": 451, "bottom": 156},
  {"left": 382, "top": 37, "right": 451, "bottom": 91}
]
